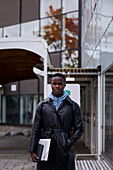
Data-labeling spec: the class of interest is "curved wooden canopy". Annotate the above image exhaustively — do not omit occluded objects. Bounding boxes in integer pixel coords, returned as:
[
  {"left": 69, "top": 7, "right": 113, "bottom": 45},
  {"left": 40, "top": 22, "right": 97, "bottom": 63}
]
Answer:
[{"left": 0, "top": 49, "right": 43, "bottom": 84}]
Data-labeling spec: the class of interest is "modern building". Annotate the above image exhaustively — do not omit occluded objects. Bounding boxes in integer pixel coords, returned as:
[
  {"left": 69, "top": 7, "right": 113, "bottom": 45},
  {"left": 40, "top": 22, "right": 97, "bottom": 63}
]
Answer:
[
  {"left": 0, "top": 0, "right": 113, "bottom": 167},
  {"left": 81, "top": 0, "right": 113, "bottom": 166},
  {"left": 0, "top": 0, "right": 81, "bottom": 125}
]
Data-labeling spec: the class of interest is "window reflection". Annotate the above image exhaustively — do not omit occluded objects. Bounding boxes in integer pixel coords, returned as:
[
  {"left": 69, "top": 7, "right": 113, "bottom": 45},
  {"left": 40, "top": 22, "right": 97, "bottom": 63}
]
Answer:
[
  {"left": 20, "top": 95, "right": 38, "bottom": 124},
  {"left": 6, "top": 95, "right": 19, "bottom": 124},
  {"left": 1, "top": 0, "right": 80, "bottom": 68},
  {"left": 40, "top": 0, "right": 61, "bottom": 18},
  {"left": 0, "top": 28, "right": 3, "bottom": 38},
  {"left": 41, "top": 13, "right": 61, "bottom": 52},
  {"left": 62, "top": 0, "right": 78, "bottom": 13},
  {"left": 62, "top": 50, "right": 78, "bottom": 68},
  {"left": 62, "top": 12, "right": 78, "bottom": 50},
  {"left": 82, "top": 0, "right": 113, "bottom": 69},
  {"left": 4, "top": 24, "right": 20, "bottom": 37},
  {"left": 101, "top": 21, "right": 113, "bottom": 53},
  {"left": 104, "top": 65, "right": 113, "bottom": 164},
  {"left": 1, "top": 94, "right": 39, "bottom": 125},
  {"left": 21, "top": 20, "right": 39, "bottom": 37}
]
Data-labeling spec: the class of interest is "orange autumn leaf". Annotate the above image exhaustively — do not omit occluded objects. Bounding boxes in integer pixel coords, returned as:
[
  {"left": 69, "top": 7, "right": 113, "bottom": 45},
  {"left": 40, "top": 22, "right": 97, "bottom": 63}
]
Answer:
[{"left": 43, "top": 5, "right": 79, "bottom": 68}]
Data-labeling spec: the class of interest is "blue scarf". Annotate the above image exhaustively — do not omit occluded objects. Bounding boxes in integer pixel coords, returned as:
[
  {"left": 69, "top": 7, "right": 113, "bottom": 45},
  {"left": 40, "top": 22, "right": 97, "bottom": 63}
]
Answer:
[{"left": 49, "top": 90, "right": 68, "bottom": 111}]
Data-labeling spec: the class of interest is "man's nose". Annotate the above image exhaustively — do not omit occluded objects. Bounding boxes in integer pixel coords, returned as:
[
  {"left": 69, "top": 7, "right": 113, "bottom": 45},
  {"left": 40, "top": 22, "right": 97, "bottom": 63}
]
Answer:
[{"left": 55, "top": 84, "right": 59, "bottom": 87}]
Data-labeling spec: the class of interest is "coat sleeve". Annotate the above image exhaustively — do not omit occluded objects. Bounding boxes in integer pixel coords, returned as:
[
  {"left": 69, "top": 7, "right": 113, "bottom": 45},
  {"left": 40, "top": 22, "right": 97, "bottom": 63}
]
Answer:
[
  {"left": 29, "top": 102, "right": 43, "bottom": 153},
  {"left": 67, "top": 102, "right": 84, "bottom": 147}
]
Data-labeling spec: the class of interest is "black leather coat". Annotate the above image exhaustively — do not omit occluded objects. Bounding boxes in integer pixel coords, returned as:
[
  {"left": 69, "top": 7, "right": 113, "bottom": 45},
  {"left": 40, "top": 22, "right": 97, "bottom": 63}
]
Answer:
[{"left": 29, "top": 96, "right": 84, "bottom": 170}]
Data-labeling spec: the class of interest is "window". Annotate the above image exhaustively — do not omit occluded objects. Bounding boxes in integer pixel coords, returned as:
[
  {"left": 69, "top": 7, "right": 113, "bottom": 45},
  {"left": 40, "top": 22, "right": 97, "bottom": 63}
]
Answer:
[
  {"left": 41, "top": 16, "right": 61, "bottom": 52},
  {"left": 21, "top": 20, "right": 39, "bottom": 37},
  {"left": 61, "top": 50, "right": 78, "bottom": 68},
  {"left": 20, "top": 95, "right": 38, "bottom": 124},
  {"left": 6, "top": 95, "right": 19, "bottom": 124},
  {"left": 4, "top": 24, "right": 20, "bottom": 37},
  {"left": 1, "top": 94, "right": 39, "bottom": 125},
  {"left": 40, "top": 0, "right": 61, "bottom": 18},
  {"left": 62, "top": 0, "right": 78, "bottom": 13},
  {"left": 62, "top": 12, "right": 78, "bottom": 50},
  {"left": 104, "top": 65, "right": 113, "bottom": 164},
  {"left": 1, "top": 0, "right": 81, "bottom": 68}
]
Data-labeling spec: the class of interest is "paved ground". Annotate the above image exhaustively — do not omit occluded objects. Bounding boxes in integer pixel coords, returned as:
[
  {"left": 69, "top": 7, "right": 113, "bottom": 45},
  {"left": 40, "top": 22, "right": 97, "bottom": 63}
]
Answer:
[
  {"left": 0, "top": 135, "right": 112, "bottom": 170},
  {"left": 0, "top": 135, "right": 89, "bottom": 170},
  {"left": 0, "top": 135, "right": 37, "bottom": 170}
]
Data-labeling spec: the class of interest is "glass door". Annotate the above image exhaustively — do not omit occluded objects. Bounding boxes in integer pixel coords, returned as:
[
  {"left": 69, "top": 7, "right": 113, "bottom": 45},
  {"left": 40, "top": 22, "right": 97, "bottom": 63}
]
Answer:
[
  {"left": 103, "top": 64, "right": 113, "bottom": 165},
  {"left": 6, "top": 95, "right": 19, "bottom": 124}
]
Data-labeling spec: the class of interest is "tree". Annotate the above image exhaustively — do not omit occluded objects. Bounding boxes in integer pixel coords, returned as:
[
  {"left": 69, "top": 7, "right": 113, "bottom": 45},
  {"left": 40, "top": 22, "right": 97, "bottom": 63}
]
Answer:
[{"left": 34, "top": 5, "right": 79, "bottom": 68}]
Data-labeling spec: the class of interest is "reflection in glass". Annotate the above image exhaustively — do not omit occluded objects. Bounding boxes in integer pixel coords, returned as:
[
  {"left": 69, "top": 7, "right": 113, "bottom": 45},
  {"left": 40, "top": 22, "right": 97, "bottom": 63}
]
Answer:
[
  {"left": 50, "top": 52, "right": 61, "bottom": 68},
  {"left": 101, "top": 21, "right": 113, "bottom": 53},
  {"left": 104, "top": 66, "right": 113, "bottom": 164},
  {"left": 41, "top": 12, "right": 61, "bottom": 52},
  {"left": 62, "top": 0, "right": 78, "bottom": 13},
  {"left": 93, "top": 9, "right": 101, "bottom": 49},
  {"left": 62, "top": 12, "right": 78, "bottom": 50},
  {"left": 6, "top": 95, "right": 19, "bottom": 124},
  {"left": 82, "top": 0, "right": 113, "bottom": 69},
  {"left": 21, "top": 20, "right": 39, "bottom": 37},
  {"left": 4, "top": 24, "right": 20, "bottom": 37},
  {"left": 99, "top": 20, "right": 113, "bottom": 71},
  {"left": 20, "top": 95, "right": 38, "bottom": 124},
  {"left": 0, "top": 28, "right": 3, "bottom": 38},
  {"left": 62, "top": 50, "right": 78, "bottom": 68},
  {"left": 1, "top": 94, "right": 38, "bottom": 125},
  {"left": 40, "top": 0, "right": 61, "bottom": 18}
]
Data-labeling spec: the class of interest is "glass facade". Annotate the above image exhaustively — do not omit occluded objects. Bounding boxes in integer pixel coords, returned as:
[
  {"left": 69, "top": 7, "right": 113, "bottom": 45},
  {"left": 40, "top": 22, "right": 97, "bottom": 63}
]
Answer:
[
  {"left": 0, "top": 0, "right": 80, "bottom": 125},
  {"left": 4, "top": 24, "right": 20, "bottom": 38},
  {"left": 62, "top": 12, "right": 78, "bottom": 50},
  {"left": 62, "top": 50, "right": 78, "bottom": 68},
  {"left": 62, "top": 0, "right": 78, "bottom": 13},
  {"left": 40, "top": 1, "right": 79, "bottom": 67},
  {"left": 0, "top": 0, "right": 80, "bottom": 68},
  {"left": 104, "top": 66, "right": 113, "bottom": 164},
  {"left": 1, "top": 94, "right": 40, "bottom": 125},
  {"left": 82, "top": 0, "right": 113, "bottom": 71},
  {"left": 40, "top": 0, "right": 61, "bottom": 18},
  {"left": 41, "top": 16, "right": 62, "bottom": 52},
  {"left": 21, "top": 20, "right": 39, "bottom": 37},
  {"left": 82, "top": 0, "right": 113, "bottom": 165}
]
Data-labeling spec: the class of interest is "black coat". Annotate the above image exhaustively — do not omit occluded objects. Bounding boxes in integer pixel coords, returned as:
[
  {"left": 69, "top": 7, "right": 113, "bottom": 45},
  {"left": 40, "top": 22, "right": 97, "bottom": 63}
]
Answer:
[{"left": 29, "top": 96, "right": 84, "bottom": 170}]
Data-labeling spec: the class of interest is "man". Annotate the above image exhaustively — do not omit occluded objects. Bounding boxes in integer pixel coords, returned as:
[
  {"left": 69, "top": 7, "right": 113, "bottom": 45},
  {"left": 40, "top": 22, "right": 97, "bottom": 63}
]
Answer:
[{"left": 29, "top": 73, "right": 84, "bottom": 170}]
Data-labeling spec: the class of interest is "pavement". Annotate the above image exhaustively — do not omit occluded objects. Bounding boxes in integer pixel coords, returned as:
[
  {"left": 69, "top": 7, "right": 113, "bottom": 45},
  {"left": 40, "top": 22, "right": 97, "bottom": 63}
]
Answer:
[
  {"left": 0, "top": 135, "right": 37, "bottom": 170},
  {"left": 0, "top": 134, "right": 90, "bottom": 170}
]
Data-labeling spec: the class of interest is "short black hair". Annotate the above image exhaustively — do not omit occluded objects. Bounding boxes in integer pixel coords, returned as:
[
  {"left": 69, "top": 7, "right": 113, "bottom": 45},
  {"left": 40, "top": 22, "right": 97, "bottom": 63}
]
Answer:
[{"left": 51, "top": 73, "right": 66, "bottom": 83}]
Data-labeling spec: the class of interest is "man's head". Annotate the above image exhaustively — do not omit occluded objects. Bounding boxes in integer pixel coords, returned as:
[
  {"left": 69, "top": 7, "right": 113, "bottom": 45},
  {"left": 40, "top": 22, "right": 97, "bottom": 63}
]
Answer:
[{"left": 51, "top": 73, "right": 66, "bottom": 97}]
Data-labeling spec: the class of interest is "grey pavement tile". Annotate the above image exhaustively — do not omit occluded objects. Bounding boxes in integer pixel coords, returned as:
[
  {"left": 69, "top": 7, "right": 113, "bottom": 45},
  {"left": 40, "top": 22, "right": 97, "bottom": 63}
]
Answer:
[
  {"left": 0, "top": 160, "right": 8, "bottom": 169},
  {"left": 0, "top": 135, "right": 33, "bottom": 169},
  {"left": 0, "top": 159, "right": 37, "bottom": 170}
]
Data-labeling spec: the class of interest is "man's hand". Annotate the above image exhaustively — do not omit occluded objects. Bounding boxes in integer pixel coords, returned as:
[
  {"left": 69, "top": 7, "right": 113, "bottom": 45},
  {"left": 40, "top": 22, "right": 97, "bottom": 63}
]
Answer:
[{"left": 30, "top": 152, "right": 40, "bottom": 162}]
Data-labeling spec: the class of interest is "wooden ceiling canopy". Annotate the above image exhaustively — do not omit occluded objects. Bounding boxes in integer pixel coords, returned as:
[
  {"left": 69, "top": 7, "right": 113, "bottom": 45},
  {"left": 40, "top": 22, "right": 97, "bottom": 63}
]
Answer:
[{"left": 0, "top": 49, "right": 43, "bottom": 84}]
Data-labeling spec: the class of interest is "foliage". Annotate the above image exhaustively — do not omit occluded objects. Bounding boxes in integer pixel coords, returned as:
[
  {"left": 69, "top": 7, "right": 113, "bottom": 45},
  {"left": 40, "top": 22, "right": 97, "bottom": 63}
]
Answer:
[{"left": 34, "top": 5, "right": 79, "bottom": 68}]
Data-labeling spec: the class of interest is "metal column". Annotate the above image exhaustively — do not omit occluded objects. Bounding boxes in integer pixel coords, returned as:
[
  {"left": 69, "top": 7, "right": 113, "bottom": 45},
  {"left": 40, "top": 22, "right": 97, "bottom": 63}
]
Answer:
[
  {"left": 91, "top": 79, "right": 94, "bottom": 154},
  {"left": 98, "top": 73, "right": 102, "bottom": 155}
]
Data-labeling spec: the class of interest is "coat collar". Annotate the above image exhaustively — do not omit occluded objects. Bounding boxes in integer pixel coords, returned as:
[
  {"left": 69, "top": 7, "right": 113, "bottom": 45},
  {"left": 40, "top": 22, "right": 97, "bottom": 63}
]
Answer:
[{"left": 43, "top": 96, "right": 73, "bottom": 105}]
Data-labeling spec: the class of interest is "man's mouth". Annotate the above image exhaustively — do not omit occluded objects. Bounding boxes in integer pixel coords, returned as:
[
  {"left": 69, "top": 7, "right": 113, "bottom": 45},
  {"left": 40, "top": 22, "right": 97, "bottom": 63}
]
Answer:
[{"left": 55, "top": 89, "right": 59, "bottom": 92}]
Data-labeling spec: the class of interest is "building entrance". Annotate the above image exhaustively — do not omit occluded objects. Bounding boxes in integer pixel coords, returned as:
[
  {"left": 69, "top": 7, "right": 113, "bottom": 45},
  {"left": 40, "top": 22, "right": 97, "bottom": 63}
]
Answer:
[{"left": 48, "top": 67, "right": 102, "bottom": 156}]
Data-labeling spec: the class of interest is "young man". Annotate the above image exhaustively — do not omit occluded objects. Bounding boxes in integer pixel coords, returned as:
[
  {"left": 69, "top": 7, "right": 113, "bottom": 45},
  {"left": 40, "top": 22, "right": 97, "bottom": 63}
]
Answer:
[{"left": 29, "top": 73, "right": 84, "bottom": 170}]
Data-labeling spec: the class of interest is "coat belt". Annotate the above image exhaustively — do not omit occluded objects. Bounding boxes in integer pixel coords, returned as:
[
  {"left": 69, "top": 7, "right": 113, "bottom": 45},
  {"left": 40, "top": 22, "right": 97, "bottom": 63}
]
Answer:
[{"left": 43, "top": 128, "right": 68, "bottom": 132}]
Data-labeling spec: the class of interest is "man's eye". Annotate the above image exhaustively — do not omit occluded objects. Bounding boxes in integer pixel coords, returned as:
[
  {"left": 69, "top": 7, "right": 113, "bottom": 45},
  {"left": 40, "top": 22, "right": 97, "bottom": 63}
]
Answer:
[
  {"left": 52, "top": 83, "right": 57, "bottom": 85},
  {"left": 52, "top": 83, "right": 62, "bottom": 86},
  {"left": 58, "top": 83, "right": 62, "bottom": 85}
]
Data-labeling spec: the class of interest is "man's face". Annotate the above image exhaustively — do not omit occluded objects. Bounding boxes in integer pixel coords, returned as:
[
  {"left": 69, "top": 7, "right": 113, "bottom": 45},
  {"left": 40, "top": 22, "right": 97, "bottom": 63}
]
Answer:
[{"left": 51, "top": 76, "right": 66, "bottom": 97}]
